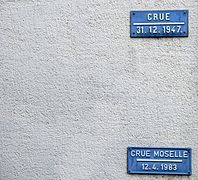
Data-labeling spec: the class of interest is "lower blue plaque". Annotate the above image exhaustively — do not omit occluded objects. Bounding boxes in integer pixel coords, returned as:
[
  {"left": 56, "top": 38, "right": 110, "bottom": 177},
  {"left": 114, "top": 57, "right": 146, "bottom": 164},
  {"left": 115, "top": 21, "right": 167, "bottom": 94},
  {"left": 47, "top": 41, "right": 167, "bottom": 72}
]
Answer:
[{"left": 127, "top": 147, "right": 192, "bottom": 175}]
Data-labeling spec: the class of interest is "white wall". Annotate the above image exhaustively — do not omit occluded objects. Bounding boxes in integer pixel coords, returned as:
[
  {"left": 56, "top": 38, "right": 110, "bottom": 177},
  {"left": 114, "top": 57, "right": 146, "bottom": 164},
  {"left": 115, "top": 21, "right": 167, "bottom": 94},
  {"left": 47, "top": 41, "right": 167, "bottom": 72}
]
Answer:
[{"left": 0, "top": 0, "right": 197, "bottom": 179}]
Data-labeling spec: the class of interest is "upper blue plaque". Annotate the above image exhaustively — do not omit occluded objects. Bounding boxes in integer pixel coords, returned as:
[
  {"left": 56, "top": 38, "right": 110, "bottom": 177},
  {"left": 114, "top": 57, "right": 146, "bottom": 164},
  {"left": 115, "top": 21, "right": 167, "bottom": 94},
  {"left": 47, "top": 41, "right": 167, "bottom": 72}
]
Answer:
[
  {"left": 127, "top": 147, "right": 192, "bottom": 175},
  {"left": 130, "top": 10, "right": 188, "bottom": 38}
]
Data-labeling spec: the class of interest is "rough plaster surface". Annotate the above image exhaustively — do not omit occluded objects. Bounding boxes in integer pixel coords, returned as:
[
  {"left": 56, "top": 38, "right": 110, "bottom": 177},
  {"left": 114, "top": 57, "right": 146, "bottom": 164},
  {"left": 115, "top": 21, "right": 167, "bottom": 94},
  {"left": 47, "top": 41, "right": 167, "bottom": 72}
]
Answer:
[{"left": 0, "top": 0, "right": 198, "bottom": 180}]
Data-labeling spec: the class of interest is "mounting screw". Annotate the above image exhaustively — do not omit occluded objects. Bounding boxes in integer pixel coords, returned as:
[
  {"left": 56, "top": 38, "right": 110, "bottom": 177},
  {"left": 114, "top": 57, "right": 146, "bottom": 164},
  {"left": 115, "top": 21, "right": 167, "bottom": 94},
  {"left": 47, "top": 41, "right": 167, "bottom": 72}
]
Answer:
[{"left": 133, "top": 12, "right": 135, "bottom": 15}]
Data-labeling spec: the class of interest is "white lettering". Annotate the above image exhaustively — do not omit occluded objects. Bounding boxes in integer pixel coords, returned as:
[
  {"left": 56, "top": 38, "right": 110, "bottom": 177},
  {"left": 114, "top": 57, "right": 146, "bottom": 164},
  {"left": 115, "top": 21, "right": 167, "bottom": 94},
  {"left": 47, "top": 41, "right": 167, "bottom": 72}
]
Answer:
[
  {"left": 131, "top": 150, "right": 151, "bottom": 157},
  {"left": 160, "top": 151, "right": 164, "bottom": 157},
  {"left": 146, "top": 13, "right": 171, "bottom": 21},
  {"left": 153, "top": 13, "right": 158, "bottom": 20},
  {"left": 166, "top": 13, "right": 170, "bottom": 20},
  {"left": 154, "top": 151, "right": 159, "bottom": 157},
  {"left": 164, "top": 151, "right": 169, "bottom": 157},
  {"left": 132, "top": 149, "right": 189, "bottom": 158},
  {"left": 179, "top": 151, "right": 183, "bottom": 158},
  {"left": 146, "top": 150, "right": 150, "bottom": 157},
  {"left": 183, "top": 151, "right": 188, "bottom": 158},
  {"left": 170, "top": 151, "right": 174, "bottom": 157},
  {"left": 147, "top": 13, "right": 152, "bottom": 21},
  {"left": 131, "top": 150, "right": 135, "bottom": 156},
  {"left": 159, "top": 13, "right": 164, "bottom": 20},
  {"left": 136, "top": 150, "right": 140, "bottom": 156},
  {"left": 154, "top": 150, "right": 188, "bottom": 158},
  {"left": 174, "top": 151, "right": 178, "bottom": 157}
]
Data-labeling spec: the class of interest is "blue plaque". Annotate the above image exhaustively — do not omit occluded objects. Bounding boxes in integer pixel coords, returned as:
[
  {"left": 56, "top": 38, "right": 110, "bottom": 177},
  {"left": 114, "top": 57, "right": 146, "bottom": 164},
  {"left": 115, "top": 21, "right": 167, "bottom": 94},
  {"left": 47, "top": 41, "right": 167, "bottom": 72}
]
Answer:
[
  {"left": 127, "top": 147, "right": 192, "bottom": 175},
  {"left": 130, "top": 10, "right": 188, "bottom": 37}
]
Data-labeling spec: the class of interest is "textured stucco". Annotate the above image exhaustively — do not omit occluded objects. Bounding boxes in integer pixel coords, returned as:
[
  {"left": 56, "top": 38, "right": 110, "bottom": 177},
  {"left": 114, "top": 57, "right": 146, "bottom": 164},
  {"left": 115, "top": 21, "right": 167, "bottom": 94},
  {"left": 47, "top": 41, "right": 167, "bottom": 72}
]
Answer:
[{"left": 0, "top": 0, "right": 198, "bottom": 180}]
